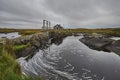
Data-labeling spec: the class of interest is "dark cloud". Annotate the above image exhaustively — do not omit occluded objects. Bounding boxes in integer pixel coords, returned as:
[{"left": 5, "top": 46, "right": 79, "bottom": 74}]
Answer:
[{"left": 0, "top": 0, "right": 120, "bottom": 29}]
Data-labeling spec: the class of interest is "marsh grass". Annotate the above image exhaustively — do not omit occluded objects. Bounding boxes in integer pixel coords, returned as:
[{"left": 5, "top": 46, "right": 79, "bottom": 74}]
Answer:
[
  {"left": 19, "top": 31, "right": 41, "bottom": 36},
  {"left": 0, "top": 45, "right": 3, "bottom": 55},
  {"left": 0, "top": 28, "right": 120, "bottom": 36},
  {"left": 51, "top": 28, "right": 120, "bottom": 36},
  {"left": 0, "top": 49, "right": 43, "bottom": 80},
  {"left": 0, "top": 43, "right": 43, "bottom": 80},
  {"left": 0, "top": 28, "right": 41, "bottom": 36},
  {"left": 0, "top": 49, "right": 22, "bottom": 80}
]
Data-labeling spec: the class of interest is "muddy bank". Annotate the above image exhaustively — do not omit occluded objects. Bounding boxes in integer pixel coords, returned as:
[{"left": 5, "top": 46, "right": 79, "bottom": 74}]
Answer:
[
  {"left": 80, "top": 33, "right": 120, "bottom": 55},
  {"left": 7, "top": 32, "right": 72, "bottom": 58}
]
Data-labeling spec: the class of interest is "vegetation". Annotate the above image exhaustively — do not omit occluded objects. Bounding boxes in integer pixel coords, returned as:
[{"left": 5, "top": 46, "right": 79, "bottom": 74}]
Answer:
[
  {"left": 50, "top": 28, "right": 120, "bottom": 36},
  {"left": 108, "top": 28, "right": 120, "bottom": 37},
  {"left": 0, "top": 44, "right": 43, "bottom": 80},
  {"left": 67, "top": 28, "right": 113, "bottom": 33},
  {"left": 14, "top": 43, "right": 31, "bottom": 52},
  {"left": 19, "top": 30, "right": 41, "bottom": 36},
  {"left": 0, "top": 45, "right": 3, "bottom": 55},
  {"left": 14, "top": 45, "right": 28, "bottom": 51},
  {"left": 0, "top": 49, "right": 21, "bottom": 80},
  {"left": 0, "top": 28, "right": 120, "bottom": 36},
  {"left": 0, "top": 28, "right": 42, "bottom": 36}
]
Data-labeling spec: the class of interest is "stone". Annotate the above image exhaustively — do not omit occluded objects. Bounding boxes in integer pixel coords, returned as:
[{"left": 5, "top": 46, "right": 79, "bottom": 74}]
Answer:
[
  {"left": 80, "top": 37, "right": 113, "bottom": 51},
  {"left": 80, "top": 34, "right": 120, "bottom": 55}
]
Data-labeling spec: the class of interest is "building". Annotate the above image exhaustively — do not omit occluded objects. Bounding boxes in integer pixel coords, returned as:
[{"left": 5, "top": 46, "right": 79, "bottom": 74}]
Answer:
[{"left": 53, "top": 24, "right": 63, "bottom": 30}]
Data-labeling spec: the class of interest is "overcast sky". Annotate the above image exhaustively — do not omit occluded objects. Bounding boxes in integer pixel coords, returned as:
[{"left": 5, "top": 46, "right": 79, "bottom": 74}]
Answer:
[{"left": 0, "top": 0, "right": 120, "bottom": 29}]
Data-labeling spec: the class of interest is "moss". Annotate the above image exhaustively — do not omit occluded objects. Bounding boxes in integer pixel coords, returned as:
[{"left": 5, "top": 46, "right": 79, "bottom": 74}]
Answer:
[
  {"left": 14, "top": 45, "right": 27, "bottom": 51},
  {"left": 14, "top": 43, "right": 31, "bottom": 52}
]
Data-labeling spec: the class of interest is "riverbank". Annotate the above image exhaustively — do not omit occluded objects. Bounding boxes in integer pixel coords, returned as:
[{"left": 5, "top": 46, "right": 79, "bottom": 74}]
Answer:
[
  {"left": 2, "top": 31, "right": 72, "bottom": 58},
  {"left": 0, "top": 48, "right": 43, "bottom": 80},
  {"left": 0, "top": 31, "right": 72, "bottom": 80},
  {"left": 80, "top": 33, "right": 120, "bottom": 55}
]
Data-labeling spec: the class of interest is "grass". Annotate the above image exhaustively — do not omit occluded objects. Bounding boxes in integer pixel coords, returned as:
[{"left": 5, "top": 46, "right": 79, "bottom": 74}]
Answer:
[
  {"left": 0, "top": 49, "right": 21, "bottom": 80},
  {"left": 0, "top": 28, "right": 42, "bottom": 36},
  {"left": 2, "top": 36, "right": 44, "bottom": 79},
  {"left": 19, "top": 30, "right": 41, "bottom": 36},
  {"left": 68, "top": 28, "right": 113, "bottom": 33},
  {"left": 0, "top": 45, "right": 3, "bottom": 55},
  {"left": 14, "top": 45, "right": 27, "bottom": 50},
  {"left": 14, "top": 43, "right": 31, "bottom": 52},
  {"left": 51, "top": 28, "right": 120, "bottom": 36},
  {"left": 0, "top": 28, "right": 120, "bottom": 36},
  {"left": 108, "top": 28, "right": 120, "bottom": 37},
  {"left": 0, "top": 44, "right": 43, "bottom": 80}
]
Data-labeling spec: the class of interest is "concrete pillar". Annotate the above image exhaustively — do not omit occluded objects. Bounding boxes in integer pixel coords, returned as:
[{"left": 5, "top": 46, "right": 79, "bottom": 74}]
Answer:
[
  {"left": 49, "top": 21, "right": 51, "bottom": 29},
  {"left": 47, "top": 21, "right": 49, "bottom": 30},
  {"left": 42, "top": 20, "right": 51, "bottom": 30},
  {"left": 43, "top": 20, "right": 46, "bottom": 30}
]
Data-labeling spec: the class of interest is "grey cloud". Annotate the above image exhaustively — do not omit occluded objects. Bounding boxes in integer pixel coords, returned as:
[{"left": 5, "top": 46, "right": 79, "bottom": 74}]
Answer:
[
  {"left": 0, "top": 0, "right": 120, "bottom": 28},
  {"left": 45, "top": 0, "right": 120, "bottom": 28}
]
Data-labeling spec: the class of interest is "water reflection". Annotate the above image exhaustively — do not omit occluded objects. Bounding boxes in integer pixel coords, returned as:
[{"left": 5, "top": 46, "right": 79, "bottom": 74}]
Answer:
[
  {"left": 110, "top": 37, "right": 120, "bottom": 40},
  {"left": 51, "top": 37, "right": 64, "bottom": 45},
  {"left": 0, "top": 32, "right": 21, "bottom": 39},
  {"left": 18, "top": 36, "right": 120, "bottom": 80}
]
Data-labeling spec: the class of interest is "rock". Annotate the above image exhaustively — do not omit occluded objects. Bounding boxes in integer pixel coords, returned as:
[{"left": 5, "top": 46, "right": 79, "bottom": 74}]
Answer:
[
  {"left": 106, "top": 40, "right": 120, "bottom": 54},
  {"left": 16, "top": 46, "right": 37, "bottom": 58},
  {"left": 12, "top": 35, "right": 32, "bottom": 45},
  {"left": 80, "top": 37, "right": 113, "bottom": 51},
  {"left": 80, "top": 34, "right": 120, "bottom": 55},
  {"left": 32, "top": 41, "right": 41, "bottom": 48}
]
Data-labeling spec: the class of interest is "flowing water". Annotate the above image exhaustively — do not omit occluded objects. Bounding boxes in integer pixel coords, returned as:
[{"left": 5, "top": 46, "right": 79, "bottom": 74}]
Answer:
[{"left": 18, "top": 36, "right": 120, "bottom": 80}]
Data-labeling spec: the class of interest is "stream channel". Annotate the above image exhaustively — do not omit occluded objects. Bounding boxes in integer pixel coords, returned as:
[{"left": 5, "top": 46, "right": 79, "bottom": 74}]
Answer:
[{"left": 18, "top": 36, "right": 120, "bottom": 80}]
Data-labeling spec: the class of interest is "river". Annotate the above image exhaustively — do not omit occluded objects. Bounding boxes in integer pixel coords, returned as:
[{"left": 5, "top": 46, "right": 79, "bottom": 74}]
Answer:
[{"left": 18, "top": 36, "right": 120, "bottom": 80}]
